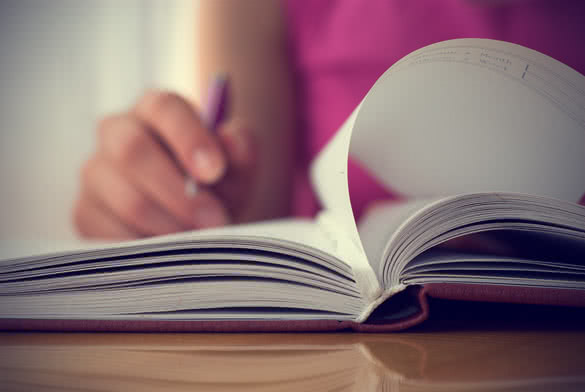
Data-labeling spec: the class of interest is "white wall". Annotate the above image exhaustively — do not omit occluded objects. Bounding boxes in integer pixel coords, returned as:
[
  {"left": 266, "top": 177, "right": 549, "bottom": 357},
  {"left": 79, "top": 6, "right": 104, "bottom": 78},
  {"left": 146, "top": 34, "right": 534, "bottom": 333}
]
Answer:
[{"left": 0, "top": 0, "right": 199, "bottom": 242}]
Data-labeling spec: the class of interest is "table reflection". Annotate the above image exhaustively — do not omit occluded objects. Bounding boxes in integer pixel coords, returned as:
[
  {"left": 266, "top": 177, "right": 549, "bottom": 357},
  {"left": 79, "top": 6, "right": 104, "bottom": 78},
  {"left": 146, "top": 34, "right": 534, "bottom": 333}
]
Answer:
[{"left": 1, "top": 327, "right": 584, "bottom": 392}]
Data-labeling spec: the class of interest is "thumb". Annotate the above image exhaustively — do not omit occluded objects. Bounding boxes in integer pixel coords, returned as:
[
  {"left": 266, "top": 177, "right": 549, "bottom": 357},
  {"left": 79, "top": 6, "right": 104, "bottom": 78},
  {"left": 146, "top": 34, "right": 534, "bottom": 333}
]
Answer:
[
  {"left": 217, "top": 120, "right": 256, "bottom": 173},
  {"left": 214, "top": 120, "right": 257, "bottom": 221}
]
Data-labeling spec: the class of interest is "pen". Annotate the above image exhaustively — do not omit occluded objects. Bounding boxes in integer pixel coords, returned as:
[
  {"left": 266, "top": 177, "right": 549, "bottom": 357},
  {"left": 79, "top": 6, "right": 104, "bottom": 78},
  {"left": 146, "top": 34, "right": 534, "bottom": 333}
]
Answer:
[{"left": 185, "top": 73, "right": 230, "bottom": 197}]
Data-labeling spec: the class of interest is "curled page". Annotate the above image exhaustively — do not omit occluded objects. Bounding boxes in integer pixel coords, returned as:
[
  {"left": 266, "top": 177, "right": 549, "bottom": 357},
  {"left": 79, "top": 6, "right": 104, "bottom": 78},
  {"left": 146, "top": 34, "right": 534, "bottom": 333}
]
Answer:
[
  {"left": 310, "top": 105, "right": 384, "bottom": 303},
  {"left": 310, "top": 104, "right": 362, "bottom": 247},
  {"left": 350, "top": 39, "right": 585, "bottom": 202}
]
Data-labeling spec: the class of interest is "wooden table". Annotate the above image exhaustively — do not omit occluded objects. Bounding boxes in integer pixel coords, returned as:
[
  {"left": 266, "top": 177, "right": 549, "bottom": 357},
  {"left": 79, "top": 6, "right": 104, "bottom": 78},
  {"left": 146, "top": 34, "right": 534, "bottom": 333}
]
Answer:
[{"left": 1, "top": 301, "right": 585, "bottom": 391}]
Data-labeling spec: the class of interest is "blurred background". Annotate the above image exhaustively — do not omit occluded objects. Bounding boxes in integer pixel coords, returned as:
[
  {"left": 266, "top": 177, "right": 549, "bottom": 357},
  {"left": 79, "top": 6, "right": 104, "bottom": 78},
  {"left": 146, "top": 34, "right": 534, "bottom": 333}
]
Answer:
[{"left": 0, "top": 0, "right": 200, "bottom": 242}]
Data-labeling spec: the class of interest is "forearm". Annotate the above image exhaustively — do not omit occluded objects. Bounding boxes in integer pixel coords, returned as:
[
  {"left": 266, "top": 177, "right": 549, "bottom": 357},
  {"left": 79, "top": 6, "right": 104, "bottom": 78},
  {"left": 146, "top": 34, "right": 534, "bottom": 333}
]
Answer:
[{"left": 198, "top": 0, "right": 296, "bottom": 222}]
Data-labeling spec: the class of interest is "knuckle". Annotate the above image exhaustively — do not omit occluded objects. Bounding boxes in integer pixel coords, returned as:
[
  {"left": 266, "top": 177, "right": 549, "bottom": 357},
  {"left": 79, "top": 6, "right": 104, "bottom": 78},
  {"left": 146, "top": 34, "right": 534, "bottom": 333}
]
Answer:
[
  {"left": 141, "top": 89, "right": 183, "bottom": 118},
  {"left": 112, "top": 124, "right": 147, "bottom": 166},
  {"left": 120, "top": 193, "right": 150, "bottom": 223},
  {"left": 138, "top": 89, "right": 204, "bottom": 158}
]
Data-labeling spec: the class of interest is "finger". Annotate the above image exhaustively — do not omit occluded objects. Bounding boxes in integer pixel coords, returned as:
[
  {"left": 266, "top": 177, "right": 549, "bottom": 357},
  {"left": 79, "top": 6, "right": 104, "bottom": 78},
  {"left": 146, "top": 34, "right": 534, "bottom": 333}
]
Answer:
[
  {"left": 217, "top": 120, "right": 256, "bottom": 171},
  {"left": 73, "top": 195, "right": 140, "bottom": 241},
  {"left": 134, "top": 90, "right": 227, "bottom": 184},
  {"left": 98, "top": 113, "right": 219, "bottom": 229},
  {"left": 213, "top": 121, "right": 257, "bottom": 218},
  {"left": 81, "top": 157, "right": 185, "bottom": 237},
  {"left": 189, "top": 188, "right": 232, "bottom": 229}
]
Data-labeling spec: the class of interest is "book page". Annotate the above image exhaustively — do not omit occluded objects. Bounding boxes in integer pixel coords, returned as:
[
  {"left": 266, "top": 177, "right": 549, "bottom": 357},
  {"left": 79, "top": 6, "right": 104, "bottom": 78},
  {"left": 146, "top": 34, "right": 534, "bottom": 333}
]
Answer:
[
  {"left": 349, "top": 38, "right": 585, "bottom": 203},
  {"left": 311, "top": 106, "right": 384, "bottom": 303},
  {"left": 357, "top": 198, "right": 441, "bottom": 278},
  {"left": 0, "top": 219, "right": 346, "bottom": 273},
  {"left": 310, "top": 105, "right": 362, "bottom": 250},
  {"left": 374, "top": 192, "right": 585, "bottom": 288}
]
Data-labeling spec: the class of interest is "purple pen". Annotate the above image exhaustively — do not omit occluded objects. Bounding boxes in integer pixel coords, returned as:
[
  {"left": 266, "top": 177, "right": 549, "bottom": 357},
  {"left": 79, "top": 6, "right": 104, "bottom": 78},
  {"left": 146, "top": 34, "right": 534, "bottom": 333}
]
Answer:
[
  {"left": 203, "top": 73, "right": 229, "bottom": 131},
  {"left": 185, "top": 73, "right": 230, "bottom": 197}
]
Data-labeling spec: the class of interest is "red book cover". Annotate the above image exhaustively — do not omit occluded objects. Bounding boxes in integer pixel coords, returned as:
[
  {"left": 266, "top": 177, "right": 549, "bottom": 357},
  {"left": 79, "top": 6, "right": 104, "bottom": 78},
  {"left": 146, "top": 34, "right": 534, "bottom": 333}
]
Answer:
[{"left": 2, "top": 285, "right": 583, "bottom": 332}]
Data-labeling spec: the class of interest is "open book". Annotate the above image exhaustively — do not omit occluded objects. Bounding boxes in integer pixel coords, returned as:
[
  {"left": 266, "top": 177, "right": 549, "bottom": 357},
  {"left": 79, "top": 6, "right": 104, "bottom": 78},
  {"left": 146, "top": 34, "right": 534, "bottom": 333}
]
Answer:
[{"left": 1, "top": 39, "right": 585, "bottom": 332}]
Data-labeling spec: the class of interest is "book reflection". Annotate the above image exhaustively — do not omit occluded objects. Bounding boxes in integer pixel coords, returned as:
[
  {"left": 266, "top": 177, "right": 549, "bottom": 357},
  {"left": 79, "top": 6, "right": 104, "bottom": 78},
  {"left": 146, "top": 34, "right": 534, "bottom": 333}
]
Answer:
[{"left": 1, "top": 332, "right": 584, "bottom": 391}]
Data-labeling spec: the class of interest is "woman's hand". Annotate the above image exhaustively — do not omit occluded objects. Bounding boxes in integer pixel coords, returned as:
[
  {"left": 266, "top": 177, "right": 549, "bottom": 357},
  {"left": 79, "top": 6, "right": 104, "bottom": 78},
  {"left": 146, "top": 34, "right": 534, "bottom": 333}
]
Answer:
[
  {"left": 73, "top": 90, "right": 255, "bottom": 240},
  {"left": 74, "top": 1, "right": 296, "bottom": 240}
]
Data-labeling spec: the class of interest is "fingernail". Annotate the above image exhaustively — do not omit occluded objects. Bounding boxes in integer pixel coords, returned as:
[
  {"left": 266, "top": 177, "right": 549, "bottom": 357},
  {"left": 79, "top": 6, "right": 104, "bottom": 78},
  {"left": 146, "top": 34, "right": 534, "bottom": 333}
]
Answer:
[
  {"left": 192, "top": 148, "right": 225, "bottom": 183},
  {"left": 193, "top": 204, "right": 229, "bottom": 228}
]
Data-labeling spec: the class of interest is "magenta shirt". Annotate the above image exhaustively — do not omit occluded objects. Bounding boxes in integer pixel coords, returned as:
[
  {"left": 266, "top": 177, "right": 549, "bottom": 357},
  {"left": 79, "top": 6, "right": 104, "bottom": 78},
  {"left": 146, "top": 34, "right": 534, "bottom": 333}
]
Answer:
[{"left": 284, "top": 0, "right": 585, "bottom": 219}]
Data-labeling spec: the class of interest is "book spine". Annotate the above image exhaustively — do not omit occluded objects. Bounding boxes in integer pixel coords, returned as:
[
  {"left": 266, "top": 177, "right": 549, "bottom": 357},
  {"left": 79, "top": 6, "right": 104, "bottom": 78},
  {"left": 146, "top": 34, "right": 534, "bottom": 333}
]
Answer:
[{"left": 315, "top": 211, "right": 383, "bottom": 319}]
